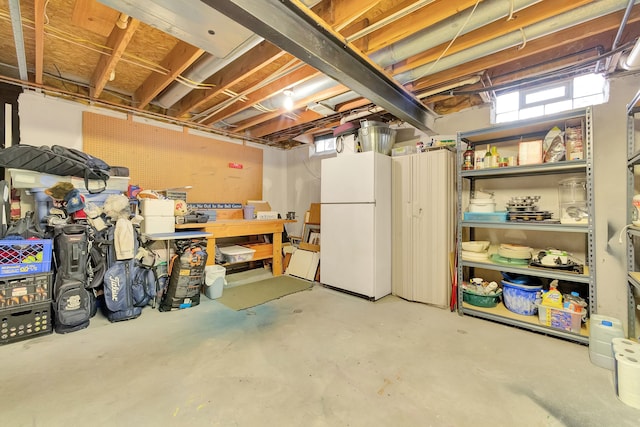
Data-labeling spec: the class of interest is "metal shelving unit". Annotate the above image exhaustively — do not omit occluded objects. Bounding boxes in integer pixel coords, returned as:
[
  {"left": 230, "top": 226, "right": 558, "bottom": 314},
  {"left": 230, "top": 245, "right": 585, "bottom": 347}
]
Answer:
[
  {"left": 625, "top": 89, "right": 640, "bottom": 338},
  {"left": 456, "top": 107, "right": 595, "bottom": 344}
]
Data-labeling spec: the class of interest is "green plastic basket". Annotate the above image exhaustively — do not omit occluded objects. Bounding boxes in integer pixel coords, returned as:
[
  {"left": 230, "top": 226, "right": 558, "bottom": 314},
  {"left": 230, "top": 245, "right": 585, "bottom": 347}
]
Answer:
[{"left": 462, "top": 289, "right": 501, "bottom": 308}]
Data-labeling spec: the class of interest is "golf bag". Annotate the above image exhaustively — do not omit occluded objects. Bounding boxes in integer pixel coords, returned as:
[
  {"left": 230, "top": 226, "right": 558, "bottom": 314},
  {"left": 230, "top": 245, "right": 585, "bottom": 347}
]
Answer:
[
  {"left": 159, "top": 239, "right": 208, "bottom": 311},
  {"left": 99, "top": 221, "right": 156, "bottom": 322},
  {"left": 52, "top": 224, "right": 93, "bottom": 333}
]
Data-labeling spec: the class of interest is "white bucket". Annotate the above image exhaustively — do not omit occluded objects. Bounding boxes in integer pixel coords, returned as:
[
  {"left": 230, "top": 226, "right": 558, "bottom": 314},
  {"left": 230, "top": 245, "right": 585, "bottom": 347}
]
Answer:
[{"left": 204, "top": 265, "right": 226, "bottom": 299}]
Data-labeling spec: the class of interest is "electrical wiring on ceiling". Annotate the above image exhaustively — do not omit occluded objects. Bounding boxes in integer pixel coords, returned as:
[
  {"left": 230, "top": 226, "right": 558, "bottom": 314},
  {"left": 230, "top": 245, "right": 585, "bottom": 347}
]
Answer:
[{"left": 0, "top": 10, "right": 218, "bottom": 91}]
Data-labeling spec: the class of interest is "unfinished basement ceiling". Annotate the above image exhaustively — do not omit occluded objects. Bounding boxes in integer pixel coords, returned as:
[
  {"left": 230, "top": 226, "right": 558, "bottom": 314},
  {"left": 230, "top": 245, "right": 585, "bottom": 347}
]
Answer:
[{"left": 1, "top": 0, "right": 640, "bottom": 149}]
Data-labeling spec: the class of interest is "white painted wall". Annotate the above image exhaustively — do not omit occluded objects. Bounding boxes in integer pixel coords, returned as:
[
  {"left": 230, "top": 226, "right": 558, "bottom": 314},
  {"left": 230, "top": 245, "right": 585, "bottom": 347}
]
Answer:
[
  {"left": 16, "top": 90, "right": 287, "bottom": 213},
  {"left": 285, "top": 145, "right": 323, "bottom": 237},
  {"left": 16, "top": 80, "right": 639, "bottom": 335}
]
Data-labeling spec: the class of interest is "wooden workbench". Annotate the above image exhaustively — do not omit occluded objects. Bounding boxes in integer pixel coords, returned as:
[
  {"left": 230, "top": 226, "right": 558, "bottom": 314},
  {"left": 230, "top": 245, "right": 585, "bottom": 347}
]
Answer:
[{"left": 175, "top": 219, "right": 294, "bottom": 276}]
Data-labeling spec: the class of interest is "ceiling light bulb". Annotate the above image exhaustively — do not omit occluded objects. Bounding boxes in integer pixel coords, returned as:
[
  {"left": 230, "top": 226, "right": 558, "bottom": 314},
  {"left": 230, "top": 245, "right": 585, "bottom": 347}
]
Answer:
[
  {"left": 109, "top": 70, "right": 116, "bottom": 81},
  {"left": 283, "top": 95, "right": 294, "bottom": 111}
]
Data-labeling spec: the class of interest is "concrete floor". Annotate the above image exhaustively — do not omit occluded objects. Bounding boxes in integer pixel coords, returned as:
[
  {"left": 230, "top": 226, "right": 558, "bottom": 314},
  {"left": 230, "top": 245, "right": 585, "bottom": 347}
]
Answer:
[{"left": 1, "top": 281, "right": 639, "bottom": 427}]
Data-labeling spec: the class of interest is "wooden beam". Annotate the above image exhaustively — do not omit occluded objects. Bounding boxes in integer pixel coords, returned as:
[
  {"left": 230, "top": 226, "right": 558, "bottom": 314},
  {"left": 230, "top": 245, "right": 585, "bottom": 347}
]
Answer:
[
  {"left": 363, "top": 0, "right": 481, "bottom": 53},
  {"left": 178, "top": 0, "right": 378, "bottom": 124},
  {"left": 171, "top": 41, "right": 285, "bottom": 117},
  {"left": 231, "top": 84, "right": 349, "bottom": 132},
  {"left": 391, "top": 0, "right": 593, "bottom": 75},
  {"left": 34, "top": 0, "right": 45, "bottom": 85},
  {"left": 249, "top": 109, "right": 324, "bottom": 138},
  {"left": 311, "top": 0, "right": 383, "bottom": 31},
  {"left": 90, "top": 18, "right": 140, "bottom": 99},
  {"left": 134, "top": 41, "right": 204, "bottom": 109},
  {"left": 200, "top": 66, "right": 321, "bottom": 125},
  {"left": 410, "top": 8, "right": 640, "bottom": 93}
]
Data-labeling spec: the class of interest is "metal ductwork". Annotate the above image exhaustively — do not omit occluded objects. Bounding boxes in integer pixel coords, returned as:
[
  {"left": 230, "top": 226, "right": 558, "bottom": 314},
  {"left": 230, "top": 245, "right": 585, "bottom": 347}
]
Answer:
[
  {"left": 370, "top": 0, "right": 540, "bottom": 68},
  {"left": 156, "top": 35, "right": 263, "bottom": 108},
  {"left": 396, "top": 0, "right": 640, "bottom": 84},
  {"left": 212, "top": 0, "right": 634, "bottom": 132},
  {"left": 201, "top": 0, "right": 437, "bottom": 132},
  {"left": 215, "top": 74, "right": 338, "bottom": 126}
]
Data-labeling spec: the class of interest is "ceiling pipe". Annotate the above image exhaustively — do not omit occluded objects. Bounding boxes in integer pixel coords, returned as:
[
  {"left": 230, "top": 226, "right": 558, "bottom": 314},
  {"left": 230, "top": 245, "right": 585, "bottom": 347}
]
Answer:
[
  {"left": 395, "top": 0, "right": 640, "bottom": 84},
  {"left": 370, "top": 0, "right": 540, "bottom": 68},
  {"left": 620, "top": 37, "right": 640, "bottom": 70},
  {"left": 8, "top": 0, "right": 28, "bottom": 81},
  {"left": 156, "top": 34, "right": 263, "bottom": 108},
  {"left": 217, "top": 0, "right": 632, "bottom": 128},
  {"left": 214, "top": 74, "right": 338, "bottom": 126},
  {"left": 216, "top": 0, "right": 538, "bottom": 127}
]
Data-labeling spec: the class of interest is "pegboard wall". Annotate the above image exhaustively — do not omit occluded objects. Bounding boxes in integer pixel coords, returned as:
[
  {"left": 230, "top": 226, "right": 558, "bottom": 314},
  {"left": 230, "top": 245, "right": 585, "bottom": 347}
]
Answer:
[{"left": 82, "top": 111, "right": 263, "bottom": 204}]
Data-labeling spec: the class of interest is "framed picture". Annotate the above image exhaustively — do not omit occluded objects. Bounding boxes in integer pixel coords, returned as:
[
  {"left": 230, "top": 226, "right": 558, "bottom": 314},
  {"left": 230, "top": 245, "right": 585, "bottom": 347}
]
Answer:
[{"left": 303, "top": 224, "right": 321, "bottom": 245}]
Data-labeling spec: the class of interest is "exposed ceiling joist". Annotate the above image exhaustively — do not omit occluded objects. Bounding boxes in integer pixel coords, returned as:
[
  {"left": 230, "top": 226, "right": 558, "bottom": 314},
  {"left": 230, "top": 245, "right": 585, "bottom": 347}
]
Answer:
[
  {"left": 134, "top": 41, "right": 204, "bottom": 109},
  {"left": 201, "top": 0, "right": 437, "bottom": 132},
  {"left": 172, "top": 41, "right": 286, "bottom": 117},
  {"left": 91, "top": 17, "right": 140, "bottom": 98}
]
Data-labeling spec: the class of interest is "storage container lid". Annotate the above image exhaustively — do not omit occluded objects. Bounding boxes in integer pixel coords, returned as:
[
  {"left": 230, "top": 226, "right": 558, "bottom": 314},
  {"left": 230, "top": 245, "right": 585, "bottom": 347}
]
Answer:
[
  {"left": 219, "top": 245, "right": 256, "bottom": 255},
  {"left": 501, "top": 280, "right": 543, "bottom": 290}
]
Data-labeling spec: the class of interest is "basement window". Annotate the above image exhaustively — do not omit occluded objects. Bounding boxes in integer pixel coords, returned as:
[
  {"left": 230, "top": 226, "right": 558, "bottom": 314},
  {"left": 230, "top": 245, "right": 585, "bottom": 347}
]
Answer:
[
  {"left": 494, "top": 73, "right": 607, "bottom": 123},
  {"left": 313, "top": 133, "right": 336, "bottom": 155}
]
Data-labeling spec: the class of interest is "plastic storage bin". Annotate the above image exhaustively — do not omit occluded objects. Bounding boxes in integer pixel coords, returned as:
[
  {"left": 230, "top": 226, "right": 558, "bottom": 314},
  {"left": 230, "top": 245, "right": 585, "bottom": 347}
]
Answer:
[
  {"left": 0, "top": 239, "right": 53, "bottom": 277},
  {"left": 0, "top": 272, "right": 53, "bottom": 308},
  {"left": 0, "top": 301, "right": 52, "bottom": 345},
  {"left": 589, "top": 314, "right": 625, "bottom": 370},
  {"left": 31, "top": 188, "right": 123, "bottom": 224},
  {"left": 463, "top": 211, "right": 508, "bottom": 222},
  {"left": 203, "top": 265, "right": 226, "bottom": 299},
  {"left": 501, "top": 280, "right": 542, "bottom": 316},
  {"left": 558, "top": 177, "right": 588, "bottom": 224},
  {"left": 537, "top": 304, "right": 583, "bottom": 333},
  {"left": 220, "top": 245, "right": 256, "bottom": 263}
]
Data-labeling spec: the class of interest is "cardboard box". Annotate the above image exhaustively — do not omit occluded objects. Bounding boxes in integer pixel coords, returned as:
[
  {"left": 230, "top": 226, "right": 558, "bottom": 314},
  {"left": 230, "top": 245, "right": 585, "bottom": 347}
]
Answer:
[
  {"left": 246, "top": 200, "right": 272, "bottom": 213},
  {"left": 141, "top": 216, "right": 175, "bottom": 234},
  {"left": 140, "top": 199, "right": 175, "bottom": 217},
  {"left": 518, "top": 140, "right": 543, "bottom": 165}
]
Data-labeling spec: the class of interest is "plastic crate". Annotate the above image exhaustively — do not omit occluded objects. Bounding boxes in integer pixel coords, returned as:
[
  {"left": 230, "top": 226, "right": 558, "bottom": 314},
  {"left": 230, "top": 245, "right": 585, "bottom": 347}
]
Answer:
[
  {"left": 463, "top": 211, "right": 508, "bottom": 222},
  {"left": 0, "top": 272, "right": 53, "bottom": 309},
  {"left": 0, "top": 239, "right": 53, "bottom": 277},
  {"left": 537, "top": 304, "right": 583, "bottom": 333},
  {"left": 0, "top": 301, "right": 52, "bottom": 345}
]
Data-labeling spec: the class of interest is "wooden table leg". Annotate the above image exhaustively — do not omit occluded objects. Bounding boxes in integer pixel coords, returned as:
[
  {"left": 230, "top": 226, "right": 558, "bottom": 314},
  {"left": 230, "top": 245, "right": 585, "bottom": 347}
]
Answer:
[
  {"left": 272, "top": 232, "right": 283, "bottom": 276},
  {"left": 206, "top": 236, "right": 216, "bottom": 265}
]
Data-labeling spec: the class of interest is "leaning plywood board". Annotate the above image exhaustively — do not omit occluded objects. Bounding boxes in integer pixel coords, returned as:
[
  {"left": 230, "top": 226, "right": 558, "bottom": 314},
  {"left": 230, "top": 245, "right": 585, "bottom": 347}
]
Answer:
[
  {"left": 285, "top": 249, "right": 319, "bottom": 281},
  {"left": 82, "top": 111, "right": 263, "bottom": 204}
]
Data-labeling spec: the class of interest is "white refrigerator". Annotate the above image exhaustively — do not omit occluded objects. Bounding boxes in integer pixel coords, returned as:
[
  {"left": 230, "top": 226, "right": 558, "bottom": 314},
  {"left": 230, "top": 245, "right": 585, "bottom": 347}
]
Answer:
[{"left": 320, "top": 151, "right": 391, "bottom": 300}]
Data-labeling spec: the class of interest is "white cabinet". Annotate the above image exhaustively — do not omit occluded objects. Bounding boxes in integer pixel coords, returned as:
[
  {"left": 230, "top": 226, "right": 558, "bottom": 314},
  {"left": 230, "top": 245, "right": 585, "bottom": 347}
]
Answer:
[
  {"left": 392, "top": 148, "right": 456, "bottom": 307},
  {"left": 456, "top": 108, "right": 595, "bottom": 344}
]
